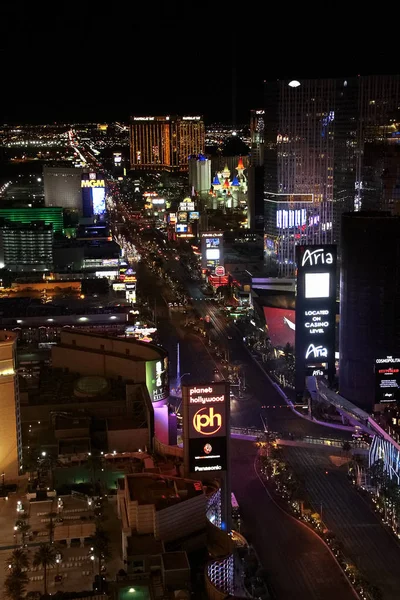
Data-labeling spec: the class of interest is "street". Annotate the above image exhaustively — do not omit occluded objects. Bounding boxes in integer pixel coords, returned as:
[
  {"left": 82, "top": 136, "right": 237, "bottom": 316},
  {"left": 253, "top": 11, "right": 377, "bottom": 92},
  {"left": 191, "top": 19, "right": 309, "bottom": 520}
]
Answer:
[
  {"left": 230, "top": 440, "right": 356, "bottom": 600},
  {"left": 283, "top": 446, "right": 400, "bottom": 599}
]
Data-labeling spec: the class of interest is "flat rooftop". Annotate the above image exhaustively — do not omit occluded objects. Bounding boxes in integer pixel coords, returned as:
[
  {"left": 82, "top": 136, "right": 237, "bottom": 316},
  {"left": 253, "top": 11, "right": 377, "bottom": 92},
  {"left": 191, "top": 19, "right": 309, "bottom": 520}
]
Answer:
[
  {"left": 126, "top": 474, "right": 203, "bottom": 511},
  {"left": 127, "top": 534, "right": 164, "bottom": 557},
  {"left": 118, "top": 585, "right": 151, "bottom": 600},
  {"left": 21, "top": 366, "right": 126, "bottom": 406},
  {"left": 161, "top": 551, "right": 190, "bottom": 571}
]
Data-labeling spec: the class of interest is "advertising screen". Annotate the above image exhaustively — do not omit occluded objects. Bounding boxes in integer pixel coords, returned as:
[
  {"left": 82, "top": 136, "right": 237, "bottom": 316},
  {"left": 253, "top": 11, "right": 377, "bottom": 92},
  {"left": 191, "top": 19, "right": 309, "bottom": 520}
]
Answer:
[
  {"left": 146, "top": 358, "right": 169, "bottom": 403},
  {"left": 375, "top": 356, "right": 400, "bottom": 403},
  {"left": 189, "top": 211, "right": 200, "bottom": 221},
  {"left": 295, "top": 245, "right": 337, "bottom": 396},
  {"left": 263, "top": 307, "right": 295, "bottom": 348},
  {"left": 177, "top": 211, "right": 188, "bottom": 223},
  {"left": 206, "top": 238, "right": 220, "bottom": 249},
  {"left": 176, "top": 224, "right": 188, "bottom": 233},
  {"left": 183, "top": 382, "right": 229, "bottom": 474},
  {"left": 169, "top": 213, "right": 177, "bottom": 224},
  {"left": 206, "top": 248, "right": 220, "bottom": 260},
  {"left": 81, "top": 173, "right": 106, "bottom": 217},
  {"left": 188, "top": 437, "right": 227, "bottom": 473}
]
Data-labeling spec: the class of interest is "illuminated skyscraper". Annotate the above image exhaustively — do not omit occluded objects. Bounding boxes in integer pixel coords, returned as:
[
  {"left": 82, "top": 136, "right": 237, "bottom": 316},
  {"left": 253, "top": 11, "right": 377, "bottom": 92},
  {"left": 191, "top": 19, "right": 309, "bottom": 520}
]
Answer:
[
  {"left": 0, "top": 331, "right": 21, "bottom": 480},
  {"left": 250, "top": 109, "right": 265, "bottom": 167},
  {"left": 264, "top": 75, "right": 400, "bottom": 275},
  {"left": 130, "top": 116, "right": 205, "bottom": 171}
]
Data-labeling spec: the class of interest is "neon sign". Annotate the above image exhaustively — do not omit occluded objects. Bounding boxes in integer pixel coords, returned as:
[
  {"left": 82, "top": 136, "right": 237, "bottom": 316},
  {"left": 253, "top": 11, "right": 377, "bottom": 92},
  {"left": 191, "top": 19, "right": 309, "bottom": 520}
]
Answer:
[
  {"left": 81, "top": 179, "right": 105, "bottom": 188},
  {"left": 301, "top": 248, "right": 334, "bottom": 267},
  {"left": 305, "top": 344, "right": 328, "bottom": 359},
  {"left": 192, "top": 407, "right": 222, "bottom": 436}
]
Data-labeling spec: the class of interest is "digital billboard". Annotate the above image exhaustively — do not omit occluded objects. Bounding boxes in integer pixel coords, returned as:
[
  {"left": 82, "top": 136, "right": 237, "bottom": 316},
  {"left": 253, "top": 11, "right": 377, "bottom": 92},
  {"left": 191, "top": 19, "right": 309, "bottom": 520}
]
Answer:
[
  {"left": 189, "top": 211, "right": 200, "bottom": 221},
  {"left": 263, "top": 307, "right": 295, "bottom": 348},
  {"left": 81, "top": 173, "right": 106, "bottom": 217},
  {"left": 201, "top": 232, "right": 224, "bottom": 270},
  {"left": 177, "top": 211, "right": 188, "bottom": 223},
  {"left": 183, "top": 382, "right": 229, "bottom": 475},
  {"left": 295, "top": 245, "right": 337, "bottom": 397},
  {"left": 375, "top": 356, "right": 400, "bottom": 403},
  {"left": 176, "top": 223, "right": 188, "bottom": 233},
  {"left": 146, "top": 357, "right": 169, "bottom": 404}
]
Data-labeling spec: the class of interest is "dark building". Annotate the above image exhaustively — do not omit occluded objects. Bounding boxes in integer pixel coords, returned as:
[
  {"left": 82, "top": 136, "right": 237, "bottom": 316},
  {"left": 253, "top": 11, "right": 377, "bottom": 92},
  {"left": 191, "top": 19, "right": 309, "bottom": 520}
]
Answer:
[{"left": 339, "top": 211, "right": 400, "bottom": 410}]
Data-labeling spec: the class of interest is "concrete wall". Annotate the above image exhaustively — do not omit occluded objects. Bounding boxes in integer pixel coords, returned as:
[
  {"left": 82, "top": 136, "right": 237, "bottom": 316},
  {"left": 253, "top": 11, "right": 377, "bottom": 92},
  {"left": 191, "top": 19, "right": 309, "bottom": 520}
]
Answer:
[
  {"left": 107, "top": 428, "right": 148, "bottom": 452},
  {"left": 52, "top": 345, "right": 146, "bottom": 382}
]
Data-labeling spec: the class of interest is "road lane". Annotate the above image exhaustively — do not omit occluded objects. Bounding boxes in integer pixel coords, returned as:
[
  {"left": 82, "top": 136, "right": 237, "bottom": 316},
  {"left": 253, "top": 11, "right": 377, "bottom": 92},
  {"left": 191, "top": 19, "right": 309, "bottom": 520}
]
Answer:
[
  {"left": 283, "top": 446, "right": 400, "bottom": 599},
  {"left": 231, "top": 440, "right": 356, "bottom": 600}
]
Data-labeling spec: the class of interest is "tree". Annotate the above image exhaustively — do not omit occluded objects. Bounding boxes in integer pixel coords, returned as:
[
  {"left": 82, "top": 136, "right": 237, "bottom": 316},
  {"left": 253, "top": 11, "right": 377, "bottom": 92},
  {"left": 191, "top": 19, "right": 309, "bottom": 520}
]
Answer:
[
  {"left": 15, "top": 519, "right": 31, "bottom": 545},
  {"left": 4, "top": 567, "right": 29, "bottom": 600},
  {"left": 6, "top": 548, "right": 29, "bottom": 572},
  {"left": 89, "top": 527, "right": 111, "bottom": 590},
  {"left": 46, "top": 511, "right": 57, "bottom": 543},
  {"left": 33, "top": 543, "right": 57, "bottom": 595}
]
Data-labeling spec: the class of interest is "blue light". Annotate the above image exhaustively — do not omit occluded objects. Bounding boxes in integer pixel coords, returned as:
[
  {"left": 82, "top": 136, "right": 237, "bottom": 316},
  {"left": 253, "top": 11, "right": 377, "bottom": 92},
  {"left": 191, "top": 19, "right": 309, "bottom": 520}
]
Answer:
[{"left": 92, "top": 187, "right": 106, "bottom": 215}]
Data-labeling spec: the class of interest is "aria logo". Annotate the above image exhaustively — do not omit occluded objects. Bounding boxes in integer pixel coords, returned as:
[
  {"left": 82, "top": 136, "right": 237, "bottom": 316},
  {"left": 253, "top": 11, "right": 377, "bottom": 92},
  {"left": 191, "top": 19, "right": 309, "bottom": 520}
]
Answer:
[
  {"left": 301, "top": 248, "right": 334, "bottom": 267},
  {"left": 305, "top": 344, "right": 328, "bottom": 360}
]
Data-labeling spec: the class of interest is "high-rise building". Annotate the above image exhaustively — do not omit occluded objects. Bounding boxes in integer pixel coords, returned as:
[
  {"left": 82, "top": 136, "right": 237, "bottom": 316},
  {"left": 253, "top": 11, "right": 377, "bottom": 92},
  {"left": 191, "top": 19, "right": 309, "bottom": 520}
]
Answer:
[
  {"left": 0, "top": 220, "right": 54, "bottom": 272},
  {"left": 264, "top": 75, "right": 400, "bottom": 275},
  {"left": 188, "top": 154, "right": 211, "bottom": 196},
  {"left": 0, "top": 207, "right": 63, "bottom": 234},
  {"left": 130, "top": 116, "right": 205, "bottom": 171},
  {"left": 339, "top": 211, "right": 400, "bottom": 410},
  {"left": 43, "top": 166, "right": 84, "bottom": 211},
  {"left": 250, "top": 109, "right": 265, "bottom": 167},
  {"left": 0, "top": 331, "right": 21, "bottom": 480}
]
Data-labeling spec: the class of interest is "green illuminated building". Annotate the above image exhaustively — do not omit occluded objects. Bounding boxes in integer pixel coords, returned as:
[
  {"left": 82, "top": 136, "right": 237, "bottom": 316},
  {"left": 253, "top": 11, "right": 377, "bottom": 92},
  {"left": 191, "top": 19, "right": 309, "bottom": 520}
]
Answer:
[{"left": 0, "top": 207, "right": 63, "bottom": 233}]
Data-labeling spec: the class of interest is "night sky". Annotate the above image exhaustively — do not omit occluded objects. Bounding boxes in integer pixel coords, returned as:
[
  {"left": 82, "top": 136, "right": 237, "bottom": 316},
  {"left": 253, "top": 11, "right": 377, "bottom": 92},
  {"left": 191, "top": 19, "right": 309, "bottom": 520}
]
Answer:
[{"left": 1, "top": 5, "right": 396, "bottom": 125}]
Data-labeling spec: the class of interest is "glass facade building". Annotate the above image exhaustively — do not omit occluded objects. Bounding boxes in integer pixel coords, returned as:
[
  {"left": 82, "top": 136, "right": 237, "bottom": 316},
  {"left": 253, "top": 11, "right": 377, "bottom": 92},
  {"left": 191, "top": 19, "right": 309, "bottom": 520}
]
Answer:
[
  {"left": 130, "top": 116, "right": 205, "bottom": 171},
  {"left": 264, "top": 75, "right": 400, "bottom": 275}
]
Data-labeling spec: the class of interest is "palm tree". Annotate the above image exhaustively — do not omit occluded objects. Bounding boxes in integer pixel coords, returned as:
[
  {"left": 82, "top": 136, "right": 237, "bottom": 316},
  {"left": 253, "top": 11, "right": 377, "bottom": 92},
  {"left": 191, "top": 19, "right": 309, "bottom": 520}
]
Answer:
[
  {"left": 46, "top": 511, "right": 57, "bottom": 543},
  {"left": 15, "top": 519, "right": 31, "bottom": 545},
  {"left": 4, "top": 567, "right": 29, "bottom": 600},
  {"left": 6, "top": 548, "right": 29, "bottom": 572},
  {"left": 89, "top": 527, "right": 111, "bottom": 591},
  {"left": 33, "top": 543, "right": 57, "bottom": 595}
]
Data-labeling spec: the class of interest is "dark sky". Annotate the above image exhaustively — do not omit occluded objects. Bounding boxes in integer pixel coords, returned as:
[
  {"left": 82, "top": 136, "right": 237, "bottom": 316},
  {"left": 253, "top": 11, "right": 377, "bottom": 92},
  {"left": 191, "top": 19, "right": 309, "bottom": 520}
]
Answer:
[{"left": 1, "top": 4, "right": 397, "bottom": 125}]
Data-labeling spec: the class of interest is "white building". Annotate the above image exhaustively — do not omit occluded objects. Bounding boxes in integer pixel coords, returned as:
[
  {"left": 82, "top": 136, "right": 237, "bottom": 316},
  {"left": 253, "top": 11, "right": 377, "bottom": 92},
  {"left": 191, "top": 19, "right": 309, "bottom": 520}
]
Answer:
[
  {"left": 43, "top": 166, "right": 83, "bottom": 211},
  {"left": 188, "top": 154, "right": 211, "bottom": 196}
]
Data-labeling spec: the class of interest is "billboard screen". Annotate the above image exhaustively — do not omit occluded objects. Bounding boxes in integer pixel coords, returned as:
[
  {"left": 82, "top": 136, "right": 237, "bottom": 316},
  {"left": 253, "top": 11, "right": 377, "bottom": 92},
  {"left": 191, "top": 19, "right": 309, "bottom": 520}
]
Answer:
[
  {"left": 375, "top": 356, "right": 400, "bottom": 403},
  {"left": 206, "top": 248, "right": 220, "bottom": 260},
  {"left": 206, "top": 237, "right": 220, "bottom": 248},
  {"left": 201, "top": 232, "right": 224, "bottom": 270},
  {"left": 146, "top": 358, "right": 169, "bottom": 403},
  {"left": 263, "top": 307, "right": 295, "bottom": 348},
  {"left": 295, "top": 245, "right": 337, "bottom": 396},
  {"left": 81, "top": 173, "right": 106, "bottom": 217},
  {"left": 188, "top": 437, "right": 227, "bottom": 473},
  {"left": 183, "top": 382, "right": 229, "bottom": 474},
  {"left": 189, "top": 211, "right": 200, "bottom": 221},
  {"left": 177, "top": 211, "right": 188, "bottom": 223},
  {"left": 176, "top": 223, "right": 188, "bottom": 233}
]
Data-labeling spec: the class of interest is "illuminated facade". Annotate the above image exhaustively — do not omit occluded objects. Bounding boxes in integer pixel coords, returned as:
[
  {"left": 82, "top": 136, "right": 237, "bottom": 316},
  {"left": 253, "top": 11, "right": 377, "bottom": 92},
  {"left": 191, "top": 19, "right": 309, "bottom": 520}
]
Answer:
[
  {"left": 0, "top": 208, "right": 63, "bottom": 234},
  {"left": 130, "top": 116, "right": 205, "bottom": 171},
  {"left": 250, "top": 109, "right": 265, "bottom": 167},
  {"left": 0, "top": 332, "right": 21, "bottom": 480},
  {"left": 264, "top": 75, "right": 400, "bottom": 275},
  {"left": 0, "top": 221, "right": 53, "bottom": 272}
]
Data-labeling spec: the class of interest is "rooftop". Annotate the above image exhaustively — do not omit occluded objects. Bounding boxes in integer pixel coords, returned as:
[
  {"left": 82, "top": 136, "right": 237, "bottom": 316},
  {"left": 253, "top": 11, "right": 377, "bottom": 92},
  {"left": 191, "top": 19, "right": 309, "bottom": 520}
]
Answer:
[
  {"left": 127, "top": 534, "right": 164, "bottom": 557},
  {"left": 21, "top": 366, "right": 126, "bottom": 406},
  {"left": 161, "top": 552, "right": 190, "bottom": 571},
  {"left": 126, "top": 474, "right": 203, "bottom": 511}
]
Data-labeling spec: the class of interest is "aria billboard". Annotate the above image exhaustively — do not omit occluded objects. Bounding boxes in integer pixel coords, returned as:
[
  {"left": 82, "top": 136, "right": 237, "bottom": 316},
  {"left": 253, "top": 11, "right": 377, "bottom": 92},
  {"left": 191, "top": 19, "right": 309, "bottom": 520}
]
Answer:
[
  {"left": 375, "top": 356, "right": 400, "bottom": 403},
  {"left": 182, "top": 382, "right": 230, "bottom": 475},
  {"left": 295, "top": 245, "right": 337, "bottom": 397}
]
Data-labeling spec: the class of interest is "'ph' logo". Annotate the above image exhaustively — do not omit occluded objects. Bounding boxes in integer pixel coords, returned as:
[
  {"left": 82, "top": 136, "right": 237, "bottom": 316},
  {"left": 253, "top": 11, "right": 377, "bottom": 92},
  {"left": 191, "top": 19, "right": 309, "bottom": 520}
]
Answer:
[{"left": 193, "top": 407, "right": 222, "bottom": 436}]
